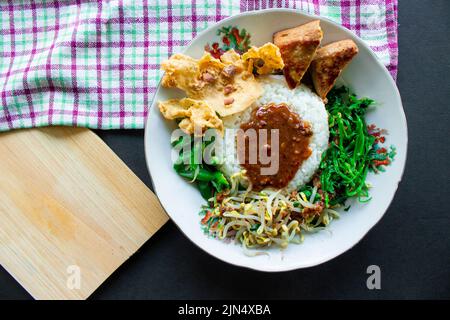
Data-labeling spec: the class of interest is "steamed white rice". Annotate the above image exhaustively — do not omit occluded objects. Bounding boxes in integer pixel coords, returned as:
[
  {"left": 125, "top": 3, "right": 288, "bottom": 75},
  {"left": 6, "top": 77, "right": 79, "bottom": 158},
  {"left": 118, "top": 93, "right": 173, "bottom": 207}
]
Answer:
[{"left": 218, "top": 75, "right": 329, "bottom": 192}]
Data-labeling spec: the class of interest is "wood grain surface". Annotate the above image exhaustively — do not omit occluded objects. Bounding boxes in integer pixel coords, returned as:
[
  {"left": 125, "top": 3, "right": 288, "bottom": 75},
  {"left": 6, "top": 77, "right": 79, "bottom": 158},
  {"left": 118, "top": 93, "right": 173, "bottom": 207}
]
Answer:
[{"left": 0, "top": 127, "right": 168, "bottom": 300}]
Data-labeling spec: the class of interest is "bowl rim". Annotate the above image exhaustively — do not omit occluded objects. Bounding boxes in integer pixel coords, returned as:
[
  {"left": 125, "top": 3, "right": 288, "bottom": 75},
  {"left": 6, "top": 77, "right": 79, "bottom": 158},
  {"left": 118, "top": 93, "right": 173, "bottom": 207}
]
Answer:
[{"left": 144, "top": 8, "right": 408, "bottom": 272}]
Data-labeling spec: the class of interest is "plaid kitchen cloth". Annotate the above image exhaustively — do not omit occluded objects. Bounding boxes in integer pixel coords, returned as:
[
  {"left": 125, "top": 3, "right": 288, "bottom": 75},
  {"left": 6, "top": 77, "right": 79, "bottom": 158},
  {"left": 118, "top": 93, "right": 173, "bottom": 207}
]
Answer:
[{"left": 0, "top": 0, "right": 398, "bottom": 131}]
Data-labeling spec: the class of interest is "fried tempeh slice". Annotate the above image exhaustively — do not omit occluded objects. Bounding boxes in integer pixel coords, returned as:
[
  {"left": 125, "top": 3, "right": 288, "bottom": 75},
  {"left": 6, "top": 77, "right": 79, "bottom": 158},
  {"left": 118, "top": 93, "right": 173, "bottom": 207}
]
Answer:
[
  {"left": 310, "top": 39, "right": 359, "bottom": 100},
  {"left": 273, "top": 20, "right": 323, "bottom": 88}
]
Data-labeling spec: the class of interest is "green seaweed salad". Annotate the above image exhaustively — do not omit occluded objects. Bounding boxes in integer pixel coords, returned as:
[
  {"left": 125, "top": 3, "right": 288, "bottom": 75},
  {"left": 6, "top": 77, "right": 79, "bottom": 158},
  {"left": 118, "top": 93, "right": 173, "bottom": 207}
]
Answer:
[{"left": 171, "top": 86, "right": 396, "bottom": 214}]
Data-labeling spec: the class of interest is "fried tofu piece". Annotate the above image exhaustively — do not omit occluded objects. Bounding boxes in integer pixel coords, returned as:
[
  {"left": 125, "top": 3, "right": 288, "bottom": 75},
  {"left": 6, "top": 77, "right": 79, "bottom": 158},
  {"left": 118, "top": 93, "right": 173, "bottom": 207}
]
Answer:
[
  {"left": 158, "top": 98, "right": 224, "bottom": 136},
  {"left": 273, "top": 20, "right": 323, "bottom": 88},
  {"left": 310, "top": 39, "right": 359, "bottom": 100}
]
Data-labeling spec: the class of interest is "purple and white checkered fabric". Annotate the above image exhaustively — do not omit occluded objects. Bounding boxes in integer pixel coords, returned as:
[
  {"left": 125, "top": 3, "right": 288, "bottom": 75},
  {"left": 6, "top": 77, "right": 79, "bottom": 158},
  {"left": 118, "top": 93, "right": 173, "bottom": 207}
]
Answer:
[{"left": 0, "top": 0, "right": 398, "bottom": 131}]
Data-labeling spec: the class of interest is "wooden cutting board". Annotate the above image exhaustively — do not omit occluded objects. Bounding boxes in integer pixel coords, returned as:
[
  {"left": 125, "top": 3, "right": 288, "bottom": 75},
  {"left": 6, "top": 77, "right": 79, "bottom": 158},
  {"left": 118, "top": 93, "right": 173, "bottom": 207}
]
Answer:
[{"left": 0, "top": 127, "right": 168, "bottom": 300}]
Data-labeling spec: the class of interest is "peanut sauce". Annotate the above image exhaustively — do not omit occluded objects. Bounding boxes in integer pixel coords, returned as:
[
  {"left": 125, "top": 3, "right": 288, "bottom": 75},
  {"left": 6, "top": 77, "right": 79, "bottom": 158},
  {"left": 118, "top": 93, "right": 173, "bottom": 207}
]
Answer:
[{"left": 239, "top": 103, "right": 313, "bottom": 191}]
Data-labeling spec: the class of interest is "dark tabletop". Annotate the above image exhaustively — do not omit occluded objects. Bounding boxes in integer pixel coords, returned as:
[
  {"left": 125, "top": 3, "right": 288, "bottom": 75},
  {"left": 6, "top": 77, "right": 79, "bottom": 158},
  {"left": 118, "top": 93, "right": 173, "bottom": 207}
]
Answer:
[{"left": 1, "top": 0, "right": 449, "bottom": 300}]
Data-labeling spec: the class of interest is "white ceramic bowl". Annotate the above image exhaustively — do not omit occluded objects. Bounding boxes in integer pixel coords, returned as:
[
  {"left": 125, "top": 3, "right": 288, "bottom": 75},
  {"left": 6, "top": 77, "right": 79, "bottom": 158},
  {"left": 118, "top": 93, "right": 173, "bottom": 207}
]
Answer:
[{"left": 145, "top": 9, "right": 407, "bottom": 272}]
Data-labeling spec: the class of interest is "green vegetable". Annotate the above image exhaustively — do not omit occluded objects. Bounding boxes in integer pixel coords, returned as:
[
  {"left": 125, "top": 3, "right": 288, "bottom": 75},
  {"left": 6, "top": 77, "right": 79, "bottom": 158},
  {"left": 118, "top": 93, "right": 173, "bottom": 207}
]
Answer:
[
  {"left": 311, "top": 86, "right": 397, "bottom": 209},
  {"left": 198, "top": 181, "right": 213, "bottom": 200},
  {"left": 298, "top": 87, "right": 394, "bottom": 210},
  {"left": 317, "top": 87, "right": 375, "bottom": 207},
  {"left": 172, "top": 135, "right": 230, "bottom": 200}
]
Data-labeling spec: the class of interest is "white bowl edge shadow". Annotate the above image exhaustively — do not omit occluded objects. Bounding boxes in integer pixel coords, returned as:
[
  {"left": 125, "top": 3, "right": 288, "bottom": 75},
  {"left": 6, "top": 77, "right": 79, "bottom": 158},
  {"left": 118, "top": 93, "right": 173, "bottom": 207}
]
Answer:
[{"left": 144, "top": 8, "right": 408, "bottom": 272}]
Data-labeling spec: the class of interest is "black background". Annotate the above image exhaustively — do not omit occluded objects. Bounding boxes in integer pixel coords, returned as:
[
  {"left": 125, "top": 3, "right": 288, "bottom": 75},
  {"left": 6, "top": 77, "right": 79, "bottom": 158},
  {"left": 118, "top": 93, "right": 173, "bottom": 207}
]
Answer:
[{"left": 1, "top": 0, "right": 449, "bottom": 300}]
